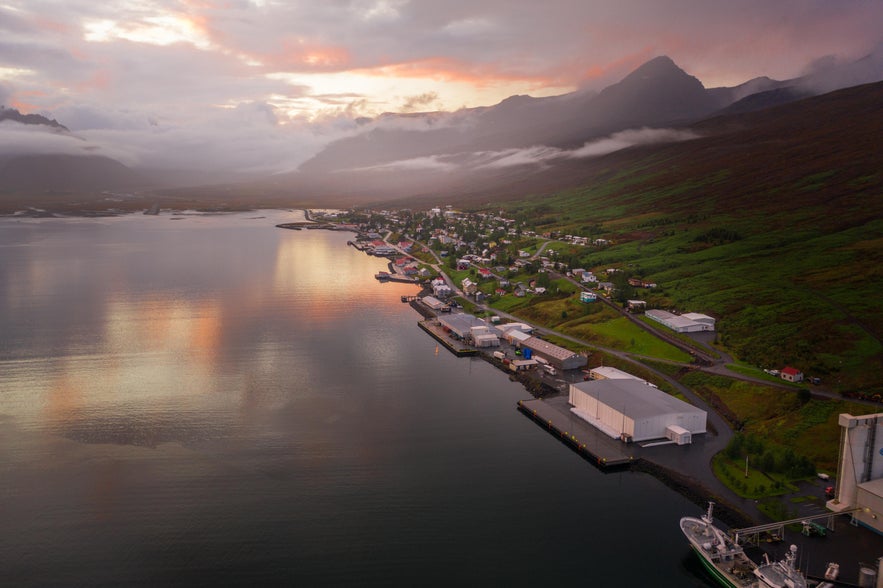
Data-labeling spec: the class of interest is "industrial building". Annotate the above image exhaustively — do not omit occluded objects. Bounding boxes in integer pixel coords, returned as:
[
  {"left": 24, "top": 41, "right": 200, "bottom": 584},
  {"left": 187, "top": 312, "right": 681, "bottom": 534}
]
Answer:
[
  {"left": 438, "top": 314, "right": 500, "bottom": 340},
  {"left": 470, "top": 326, "right": 500, "bottom": 348},
  {"left": 589, "top": 366, "right": 649, "bottom": 384},
  {"left": 828, "top": 413, "right": 883, "bottom": 533},
  {"left": 421, "top": 296, "right": 448, "bottom": 311},
  {"left": 645, "top": 309, "right": 716, "bottom": 333},
  {"left": 503, "top": 329, "right": 532, "bottom": 346},
  {"left": 568, "top": 379, "right": 707, "bottom": 444},
  {"left": 522, "top": 336, "right": 587, "bottom": 370}
]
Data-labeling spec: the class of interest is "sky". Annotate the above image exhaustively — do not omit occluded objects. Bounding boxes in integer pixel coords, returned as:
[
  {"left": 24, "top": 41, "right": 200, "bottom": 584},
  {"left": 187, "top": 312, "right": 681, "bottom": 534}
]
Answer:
[{"left": 2, "top": 0, "right": 882, "bottom": 177}]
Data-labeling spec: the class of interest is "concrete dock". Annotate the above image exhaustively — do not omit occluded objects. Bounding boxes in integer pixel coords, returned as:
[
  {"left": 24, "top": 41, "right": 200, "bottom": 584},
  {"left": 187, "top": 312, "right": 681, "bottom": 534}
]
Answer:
[
  {"left": 518, "top": 396, "right": 635, "bottom": 468},
  {"left": 418, "top": 319, "right": 478, "bottom": 357}
]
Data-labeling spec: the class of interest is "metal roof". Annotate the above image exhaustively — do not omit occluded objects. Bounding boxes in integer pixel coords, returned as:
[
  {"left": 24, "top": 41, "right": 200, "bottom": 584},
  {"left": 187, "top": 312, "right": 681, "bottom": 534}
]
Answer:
[
  {"left": 570, "top": 379, "right": 705, "bottom": 420},
  {"left": 523, "top": 336, "right": 578, "bottom": 360}
]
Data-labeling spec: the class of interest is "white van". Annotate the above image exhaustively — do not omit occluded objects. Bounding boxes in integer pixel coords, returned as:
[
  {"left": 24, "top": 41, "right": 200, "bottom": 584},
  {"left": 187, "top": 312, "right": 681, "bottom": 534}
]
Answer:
[{"left": 542, "top": 364, "right": 557, "bottom": 376}]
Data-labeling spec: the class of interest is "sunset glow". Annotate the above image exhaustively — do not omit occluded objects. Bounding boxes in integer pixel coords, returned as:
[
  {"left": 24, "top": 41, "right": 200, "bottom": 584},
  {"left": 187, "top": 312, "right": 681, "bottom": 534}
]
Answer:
[{"left": 1, "top": 0, "right": 881, "bottom": 174}]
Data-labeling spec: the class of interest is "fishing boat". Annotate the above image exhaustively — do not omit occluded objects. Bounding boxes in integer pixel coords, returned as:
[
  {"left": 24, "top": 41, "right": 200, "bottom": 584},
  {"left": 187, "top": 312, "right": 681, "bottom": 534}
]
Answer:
[
  {"left": 680, "top": 502, "right": 760, "bottom": 587},
  {"left": 754, "top": 544, "right": 808, "bottom": 588}
]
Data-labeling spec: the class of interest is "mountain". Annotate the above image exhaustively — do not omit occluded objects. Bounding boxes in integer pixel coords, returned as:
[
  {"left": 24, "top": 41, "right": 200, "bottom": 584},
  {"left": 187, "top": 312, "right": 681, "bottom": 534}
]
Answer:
[
  {"left": 294, "top": 50, "right": 883, "bottom": 190},
  {"left": 442, "top": 81, "right": 883, "bottom": 393},
  {"left": 0, "top": 107, "right": 68, "bottom": 131},
  {"left": 298, "top": 56, "right": 717, "bottom": 174},
  {"left": 0, "top": 107, "right": 146, "bottom": 195},
  {"left": 0, "top": 154, "right": 146, "bottom": 193}
]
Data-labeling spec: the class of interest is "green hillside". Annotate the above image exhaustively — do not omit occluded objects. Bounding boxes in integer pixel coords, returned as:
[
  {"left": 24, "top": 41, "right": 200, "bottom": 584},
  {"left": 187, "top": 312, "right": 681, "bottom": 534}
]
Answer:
[{"left": 494, "top": 82, "right": 883, "bottom": 394}]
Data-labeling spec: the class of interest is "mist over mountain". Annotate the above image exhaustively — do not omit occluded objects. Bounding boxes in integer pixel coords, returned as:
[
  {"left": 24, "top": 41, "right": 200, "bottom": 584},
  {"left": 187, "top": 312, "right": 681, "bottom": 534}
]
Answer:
[
  {"left": 298, "top": 56, "right": 716, "bottom": 175},
  {"left": 2, "top": 48, "right": 883, "bottom": 203}
]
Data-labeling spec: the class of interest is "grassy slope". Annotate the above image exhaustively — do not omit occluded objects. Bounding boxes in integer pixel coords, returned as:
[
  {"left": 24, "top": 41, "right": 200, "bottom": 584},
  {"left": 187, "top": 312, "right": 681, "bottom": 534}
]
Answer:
[{"left": 491, "top": 82, "right": 883, "bottom": 393}]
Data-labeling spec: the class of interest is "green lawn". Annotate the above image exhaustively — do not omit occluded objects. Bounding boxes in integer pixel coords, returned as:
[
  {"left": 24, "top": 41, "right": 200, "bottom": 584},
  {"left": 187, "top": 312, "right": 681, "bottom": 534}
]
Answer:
[{"left": 564, "top": 316, "right": 692, "bottom": 362}]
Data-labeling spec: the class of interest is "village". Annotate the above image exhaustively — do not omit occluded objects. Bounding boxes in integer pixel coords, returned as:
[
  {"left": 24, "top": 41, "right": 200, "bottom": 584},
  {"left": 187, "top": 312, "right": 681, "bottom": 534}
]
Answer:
[{"left": 304, "top": 206, "right": 883, "bottom": 584}]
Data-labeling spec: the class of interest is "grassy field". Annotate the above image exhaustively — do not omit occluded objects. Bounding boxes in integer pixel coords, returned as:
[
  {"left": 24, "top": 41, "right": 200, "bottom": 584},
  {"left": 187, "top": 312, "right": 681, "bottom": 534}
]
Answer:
[
  {"left": 496, "top": 168, "right": 883, "bottom": 393},
  {"left": 679, "top": 371, "right": 871, "bottom": 472},
  {"left": 474, "top": 85, "right": 883, "bottom": 393},
  {"left": 712, "top": 454, "right": 798, "bottom": 499}
]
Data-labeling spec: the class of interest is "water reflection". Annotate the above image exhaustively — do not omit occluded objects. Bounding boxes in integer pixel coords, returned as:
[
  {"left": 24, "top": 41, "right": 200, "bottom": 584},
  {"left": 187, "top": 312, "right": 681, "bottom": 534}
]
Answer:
[{"left": 0, "top": 211, "right": 703, "bottom": 587}]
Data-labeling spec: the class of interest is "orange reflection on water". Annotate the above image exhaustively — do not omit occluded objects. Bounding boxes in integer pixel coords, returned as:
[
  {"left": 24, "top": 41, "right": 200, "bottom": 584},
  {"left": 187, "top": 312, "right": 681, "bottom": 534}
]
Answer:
[
  {"left": 104, "top": 296, "right": 223, "bottom": 367},
  {"left": 272, "top": 231, "right": 419, "bottom": 324}
]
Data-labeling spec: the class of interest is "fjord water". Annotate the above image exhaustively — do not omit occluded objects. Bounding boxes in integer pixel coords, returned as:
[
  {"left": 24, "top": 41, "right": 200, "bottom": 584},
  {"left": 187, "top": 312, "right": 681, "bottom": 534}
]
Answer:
[{"left": 0, "top": 210, "right": 707, "bottom": 586}]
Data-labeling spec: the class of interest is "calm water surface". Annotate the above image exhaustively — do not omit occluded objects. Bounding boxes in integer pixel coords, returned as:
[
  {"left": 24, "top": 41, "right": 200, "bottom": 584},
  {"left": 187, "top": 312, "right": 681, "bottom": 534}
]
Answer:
[{"left": 0, "top": 210, "right": 711, "bottom": 586}]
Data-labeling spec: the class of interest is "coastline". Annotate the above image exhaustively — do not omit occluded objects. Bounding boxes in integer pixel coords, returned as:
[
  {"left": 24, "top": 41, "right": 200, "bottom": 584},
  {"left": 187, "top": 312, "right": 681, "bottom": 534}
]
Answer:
[{"left": 179, "top": 208, "right": 883, "bottom": 582}]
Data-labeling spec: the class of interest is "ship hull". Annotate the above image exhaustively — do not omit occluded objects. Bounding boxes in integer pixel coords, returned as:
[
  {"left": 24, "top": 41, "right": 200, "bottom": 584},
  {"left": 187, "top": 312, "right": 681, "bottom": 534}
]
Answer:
[{"left": 690, "top": 544, "right": 741, "bottom": 588}]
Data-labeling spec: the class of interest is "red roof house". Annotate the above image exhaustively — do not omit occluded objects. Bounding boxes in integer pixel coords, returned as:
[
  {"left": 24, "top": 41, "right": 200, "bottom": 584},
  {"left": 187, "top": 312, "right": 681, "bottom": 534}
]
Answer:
[{"left": 781, "top": 366, "right": 804, "bottom": 383}]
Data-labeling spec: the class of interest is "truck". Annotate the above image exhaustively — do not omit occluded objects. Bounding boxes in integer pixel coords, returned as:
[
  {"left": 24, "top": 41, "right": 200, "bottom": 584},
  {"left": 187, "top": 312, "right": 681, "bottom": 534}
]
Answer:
[
  {"left": 542, "top": 364, "right": 557, "bottom": 376},
  {"left": 492, "top": 351, "right": 505, "bottom": 361}
]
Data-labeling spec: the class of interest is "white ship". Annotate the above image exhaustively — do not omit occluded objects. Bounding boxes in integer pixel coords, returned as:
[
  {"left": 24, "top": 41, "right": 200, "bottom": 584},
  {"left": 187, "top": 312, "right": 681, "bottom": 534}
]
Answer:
[
  {"left": 680, "top": 502, "right": 760, "bottom": 587},
  {"left": 754, "top": 544, "right": 808, "bottom": 588}
]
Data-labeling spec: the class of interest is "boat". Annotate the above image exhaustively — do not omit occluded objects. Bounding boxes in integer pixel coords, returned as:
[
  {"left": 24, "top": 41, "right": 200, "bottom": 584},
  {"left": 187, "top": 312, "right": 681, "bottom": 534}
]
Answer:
[
  {"left": 681, "top": 502, "right": 760, "bottom": 587},
  {"left": 753, "top": 544, "right": 808, "bottom": 588}
]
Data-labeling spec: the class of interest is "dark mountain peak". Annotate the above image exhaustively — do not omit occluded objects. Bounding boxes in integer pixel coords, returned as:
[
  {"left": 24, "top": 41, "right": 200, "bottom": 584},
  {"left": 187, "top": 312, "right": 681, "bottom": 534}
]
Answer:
[
  {"left": 0, "top": 107, "right": 69, "bottom": 131},
  {"left": 622, "top": 55, "right": 683, "bottom": 81},
  {"left": 586, "top": 56, "right": 715, "bottom": 127},
  {"left": 498, "top": 94, "right": 533, "bottom": 106},
  {"left": 600, "top": 56, "right": 709, "bottom": 102}
]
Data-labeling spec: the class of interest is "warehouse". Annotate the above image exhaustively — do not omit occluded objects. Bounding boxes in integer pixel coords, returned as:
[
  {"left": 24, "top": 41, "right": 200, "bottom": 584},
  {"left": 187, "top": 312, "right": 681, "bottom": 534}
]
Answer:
[
  {"left": 645, "top": 309, "right": 716, "bottom": 333},
  {"left": 568, "top": 379, "right": 706, "bottom": 443},
  {"left": 589, "top": 366, "right": 648, "bottom": 384},
  {"left": 470, "top": 326, "right": 500, "bottom": 348},
  {"left": 438, "top": 314, "right": 499, "bottom": 340},
  {"left": 522, "top": 336, "right": 587, "bottom": 370},
  {"left": 421, "top": 296, "right": 447, "bottom": 311}
]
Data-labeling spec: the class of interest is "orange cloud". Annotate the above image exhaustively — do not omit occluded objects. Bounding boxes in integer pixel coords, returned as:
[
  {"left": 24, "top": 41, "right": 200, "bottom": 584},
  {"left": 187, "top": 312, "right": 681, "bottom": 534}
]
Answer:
[
  {"left": 258, "top": 40, "right": 352, "bottom": 72},
  {"left": 362, "top": 56, "right": 564, "bottom": 89}
]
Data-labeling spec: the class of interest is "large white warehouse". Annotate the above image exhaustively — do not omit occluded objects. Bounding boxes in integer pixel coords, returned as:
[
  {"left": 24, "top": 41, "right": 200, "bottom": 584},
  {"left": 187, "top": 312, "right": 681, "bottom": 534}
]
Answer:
[
  {"left": 645, "top": 309, "right": 716, "bottom": 333},
  {"left": 569, "top": 379, "right": 707, "bottom": 443}
]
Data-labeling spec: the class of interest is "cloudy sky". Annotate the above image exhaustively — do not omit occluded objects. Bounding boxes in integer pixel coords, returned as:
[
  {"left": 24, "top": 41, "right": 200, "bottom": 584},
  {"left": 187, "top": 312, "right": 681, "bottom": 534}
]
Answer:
[{"left": 2, "top": 0, "right": 882, "bottom": 176}]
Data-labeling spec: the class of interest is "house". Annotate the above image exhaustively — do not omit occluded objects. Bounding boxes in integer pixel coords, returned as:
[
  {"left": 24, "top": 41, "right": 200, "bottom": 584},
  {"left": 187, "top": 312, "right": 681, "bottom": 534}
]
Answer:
[
  {"left": 461, "top": 278, "right": 478, "bottom": 295},
  {"left": 581, "top": 273, "right": 598, "bottom": 283},
  {"left": 628, "top": 278, "right": 657, "bottom": 289},
  {"left": 513, "top": 285, "right": 526, "bottom": 297},
  {"left": 457, "top": 259, "right": 471, "bottom": 270},
  {"left": 580, "top": 291, "right": 597, "bottom": 303},
  {"left": 477, "top": 268, "right": 493, "bottom": 279},
  {"left": 781, "top": 366, "right": 804, "bottom": 383},
  {"left": 627, "top": 300, "right": 647, "bottom": 313},
  {"left": 598, "top": 282, "right": 615, "bottom": 292},
  {"left": 534, "top": 287, "right": 547, "bottom": 295}
]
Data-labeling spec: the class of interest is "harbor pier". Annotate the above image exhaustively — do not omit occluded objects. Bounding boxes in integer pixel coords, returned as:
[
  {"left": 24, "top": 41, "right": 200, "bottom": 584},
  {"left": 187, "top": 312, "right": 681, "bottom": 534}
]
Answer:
[{"left": 518, "top": 397, "right": 634, "bottom": 468}]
